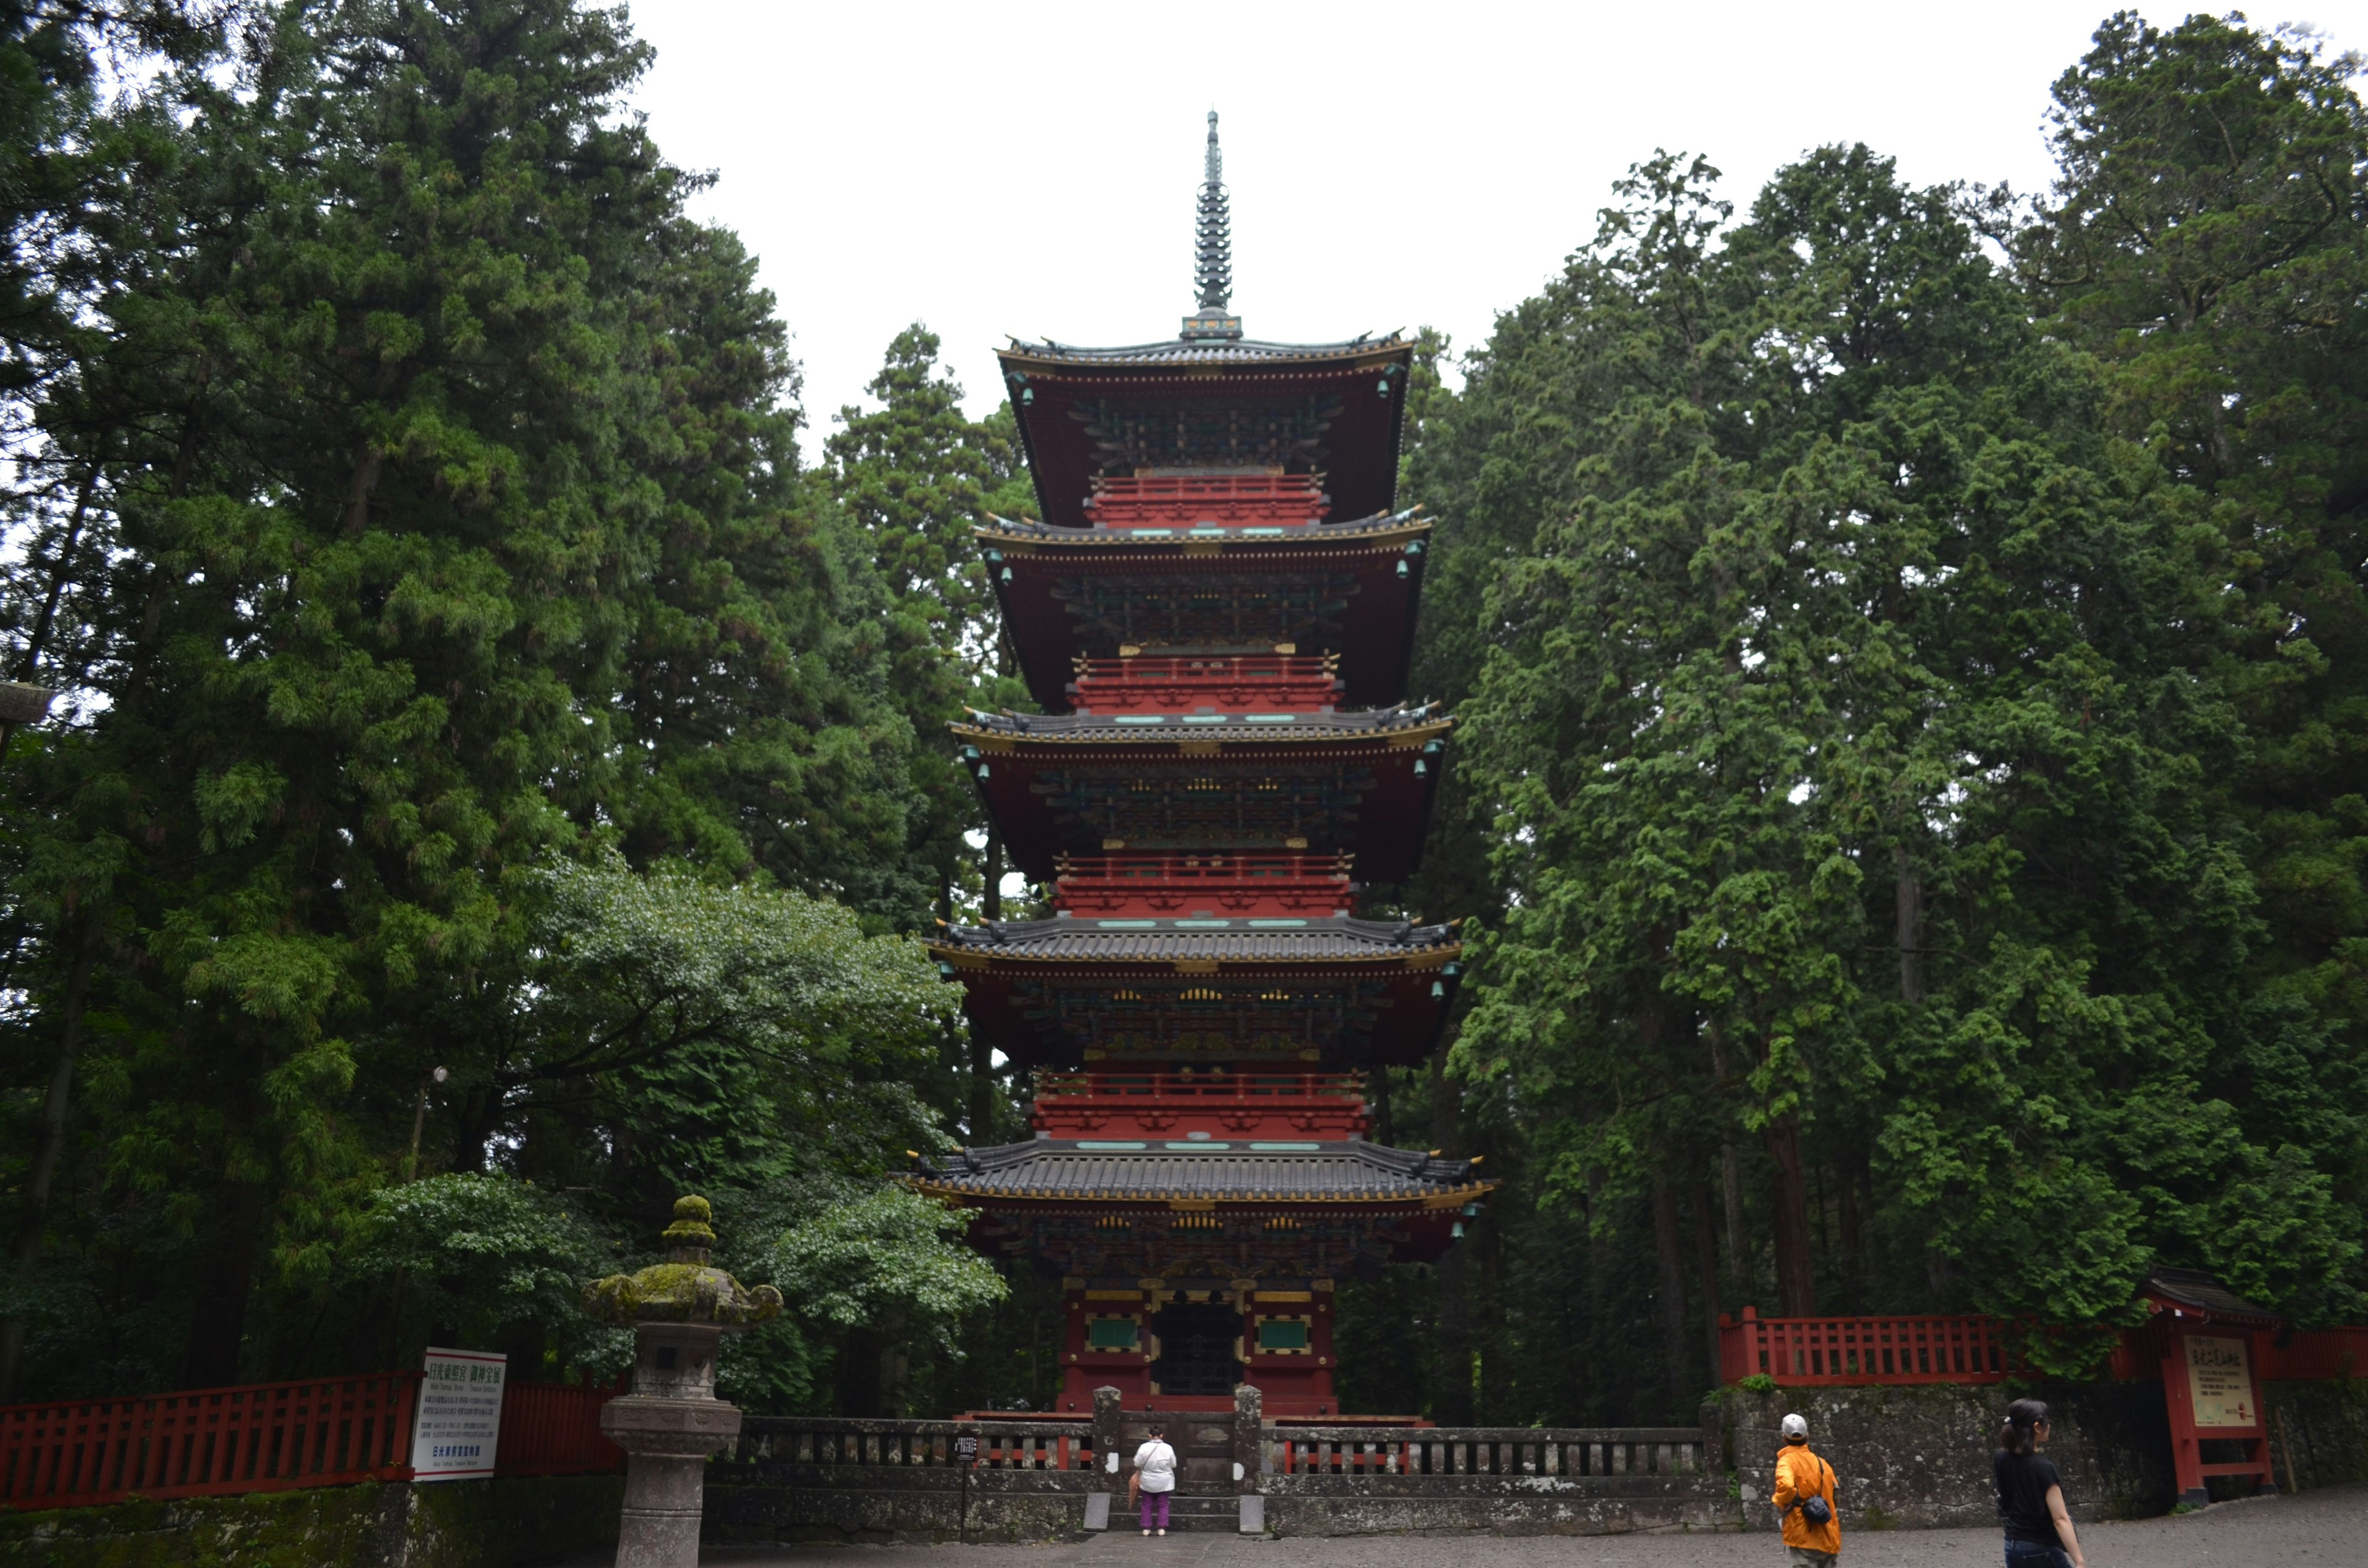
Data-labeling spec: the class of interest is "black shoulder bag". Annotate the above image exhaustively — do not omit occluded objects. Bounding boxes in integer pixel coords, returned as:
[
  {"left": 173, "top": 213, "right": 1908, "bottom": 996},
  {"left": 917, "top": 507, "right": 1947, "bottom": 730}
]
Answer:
[{"left": 1788, "top": 1454, "right": 1833, "bottom": 1527}]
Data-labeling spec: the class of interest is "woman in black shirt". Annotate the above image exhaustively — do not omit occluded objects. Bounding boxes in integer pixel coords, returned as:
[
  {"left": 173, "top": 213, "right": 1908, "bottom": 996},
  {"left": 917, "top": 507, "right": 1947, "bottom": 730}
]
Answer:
[{"left": 1994, "top": 1398, "right": 2086, "bottom": 1568}]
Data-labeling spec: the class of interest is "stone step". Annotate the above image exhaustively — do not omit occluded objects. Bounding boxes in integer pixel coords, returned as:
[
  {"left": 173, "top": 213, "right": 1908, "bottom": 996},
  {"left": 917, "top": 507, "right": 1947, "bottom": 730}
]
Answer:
[{"left": 1135, "top": 1493, "right": 1244, "bottom": 1532}]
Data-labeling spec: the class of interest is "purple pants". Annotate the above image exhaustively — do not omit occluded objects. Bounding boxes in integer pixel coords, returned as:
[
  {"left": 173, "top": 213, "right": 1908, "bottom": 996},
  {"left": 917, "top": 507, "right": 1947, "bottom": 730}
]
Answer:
[{"left": 1139, "top": 1489, "right": 1169, "bottom": 1530}]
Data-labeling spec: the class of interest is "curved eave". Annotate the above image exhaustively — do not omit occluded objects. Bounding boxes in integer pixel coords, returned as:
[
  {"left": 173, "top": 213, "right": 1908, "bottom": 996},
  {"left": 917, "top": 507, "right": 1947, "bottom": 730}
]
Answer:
[
  {"left": 977, "top": 517, "right": 1432, "bottom": 553},
  {"left": 997, "top": 339, "right": 1413, "bottom": 373},
  {"left": 926, "top": 942, "right": 1463, "bottom": 970},
  {"left": 907, "top": 1178, "right": 1499, "bottom": 1208},
  {"left": 952, "top": 717, "right": 1453, "bottom": 753}
]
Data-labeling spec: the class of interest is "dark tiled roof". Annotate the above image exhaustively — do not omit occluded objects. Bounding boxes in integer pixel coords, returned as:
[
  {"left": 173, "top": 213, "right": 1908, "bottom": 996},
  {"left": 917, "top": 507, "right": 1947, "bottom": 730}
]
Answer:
[
  {"left": 932, "top": 914, "right": 1457, "bottom": 962},
  {"left": 1000, "top": 336, "right": 1408, "bottom": 367},
  {"left": 2147, "top": 1268, "right": 2278, "bottom": 1321},
  {"left": 954, "top": 705, "right": 1444, "bottom": 743},
  {"left": 975, "top": 508, "right": 1427, "bottom": 544},
  {"left": 915, "top": 1137, "right": 1486, "bottom": 1201}
]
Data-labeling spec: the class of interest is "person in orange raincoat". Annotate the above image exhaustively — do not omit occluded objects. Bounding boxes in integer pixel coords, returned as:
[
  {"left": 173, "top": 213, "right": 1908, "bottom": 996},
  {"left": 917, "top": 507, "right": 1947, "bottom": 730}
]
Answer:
[{"left": 1771, "top": 1412, "right": 1840, "bottom": 1566}]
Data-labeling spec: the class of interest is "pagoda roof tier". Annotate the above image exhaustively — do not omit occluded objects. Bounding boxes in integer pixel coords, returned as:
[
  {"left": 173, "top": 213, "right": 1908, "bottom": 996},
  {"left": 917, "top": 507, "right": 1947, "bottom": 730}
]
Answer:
[
  {"left": 927, "top": 917, "right": 1463, "bottom": 1069},
  {"left": 908, "top": 1137, "right": 1492, "bottom": 1274},
  {"left": 997, "top": 337, "right": 1414, "bottom": 531},
  {"left": 935, "top": 913, "right": 1455, "bottom": 962},
  {"left": 980, "top": 512, "right": 1431, "bottom": 711},
  {"left": 914, "top": 1136, "right": 1488, "bottom": 1204},
  {"left": 953, "top": 713, "right": 1451, "bottom": 882}
]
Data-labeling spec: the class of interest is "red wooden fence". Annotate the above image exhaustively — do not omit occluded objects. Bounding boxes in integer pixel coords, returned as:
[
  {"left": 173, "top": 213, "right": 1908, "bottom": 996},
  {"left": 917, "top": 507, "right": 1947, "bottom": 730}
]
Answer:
[
  {"left": 1725, "top": 1309, "right": 2368, "bottom": 1389},
  {"left": 1719, "top": 1308, "right": 2012, "bottom": 1385},
  {"left": 495, "top": 1381, "right": 623, "bottom": 1477},
  {"left": 2263, "top": 1328, "right": 2368, "bottom": 1381},
  {"left": 0, "top": 1373, "right": 419, "bottom": 1510},
  {"left": 0, "top": 1371, "right": 620, "bottom": 1510}
]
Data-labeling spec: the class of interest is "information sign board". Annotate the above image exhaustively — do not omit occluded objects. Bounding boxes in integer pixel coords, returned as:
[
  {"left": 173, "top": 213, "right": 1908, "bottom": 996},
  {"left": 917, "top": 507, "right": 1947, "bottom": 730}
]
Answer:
[
  {"left": 409, "top": 1347, "right": 508, "bottom": 1480},
  {"left": 2184, "top": 1334, "right": 2256, "bottom": 1428}
]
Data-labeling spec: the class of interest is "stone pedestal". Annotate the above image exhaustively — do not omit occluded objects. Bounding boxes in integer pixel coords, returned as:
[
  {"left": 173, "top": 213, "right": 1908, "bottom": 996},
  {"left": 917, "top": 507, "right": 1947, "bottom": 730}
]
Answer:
[
  {"left": 583, "top": 1198, "right": 782, "bottom": 1568},
  {"left": 602, "top": 1326, "right": 742, "bottom": 1568}
]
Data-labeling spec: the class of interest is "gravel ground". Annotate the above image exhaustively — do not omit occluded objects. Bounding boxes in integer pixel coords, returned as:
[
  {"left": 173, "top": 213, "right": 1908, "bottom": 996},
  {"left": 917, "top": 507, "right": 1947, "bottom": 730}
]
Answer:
[{"left": 560, "top": 1484, "right": 2366, "bottom": 1567}]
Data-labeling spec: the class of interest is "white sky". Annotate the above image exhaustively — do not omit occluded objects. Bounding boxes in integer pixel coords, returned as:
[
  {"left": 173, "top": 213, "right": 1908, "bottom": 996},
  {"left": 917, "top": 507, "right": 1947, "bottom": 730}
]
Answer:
[{"left": 623, "top": 1, "right": 2368, "bottom": 425}]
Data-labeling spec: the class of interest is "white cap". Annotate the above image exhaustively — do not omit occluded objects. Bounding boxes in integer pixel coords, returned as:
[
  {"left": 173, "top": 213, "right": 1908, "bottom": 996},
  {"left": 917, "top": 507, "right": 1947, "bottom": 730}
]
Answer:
[{"left": 1781, "top": 1413, "right": 1809, "bottom": 1439}]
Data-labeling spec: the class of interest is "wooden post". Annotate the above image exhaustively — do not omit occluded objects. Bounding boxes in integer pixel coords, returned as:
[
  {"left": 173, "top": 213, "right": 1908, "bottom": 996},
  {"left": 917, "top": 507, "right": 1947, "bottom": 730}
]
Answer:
[{"left": 2160, "top": 1321, "right": 2274, "bottom": 1505}]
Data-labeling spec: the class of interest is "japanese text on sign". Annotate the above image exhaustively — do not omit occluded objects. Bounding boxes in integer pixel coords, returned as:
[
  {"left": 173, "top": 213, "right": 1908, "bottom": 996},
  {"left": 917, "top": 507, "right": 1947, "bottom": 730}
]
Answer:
[
  {"left": 409, "top": 1347, "right": 508, "bottom": 1480},
  {"left": 2184, "top": 1334, "right": 2255, "bottom": 1429}
]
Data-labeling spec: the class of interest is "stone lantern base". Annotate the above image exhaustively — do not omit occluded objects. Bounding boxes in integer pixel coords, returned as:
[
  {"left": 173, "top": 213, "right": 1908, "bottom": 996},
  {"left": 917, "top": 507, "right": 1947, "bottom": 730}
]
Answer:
[{"left": 599, "top": 1389, "right": 742, "bottom": 1568}]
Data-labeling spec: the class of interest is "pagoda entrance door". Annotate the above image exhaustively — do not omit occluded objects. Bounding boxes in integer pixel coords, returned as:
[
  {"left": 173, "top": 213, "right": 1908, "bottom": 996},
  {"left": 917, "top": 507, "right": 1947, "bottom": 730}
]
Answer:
[{"left": 1149, "top": 1298, "right": 1242, "bottom": 1398}]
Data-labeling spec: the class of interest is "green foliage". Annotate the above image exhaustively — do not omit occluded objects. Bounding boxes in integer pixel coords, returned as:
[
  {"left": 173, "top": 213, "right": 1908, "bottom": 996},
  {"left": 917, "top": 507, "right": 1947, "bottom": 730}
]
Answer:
[
  {"left": 345, "top": 1173, "right": 629, "bottom": 1376},
  {"left": 1399, "top": 12, "right": 2368, "bottom": 1414},
  {"left": 767, "top": 1186, "right": 1007, "bottom": 1347},
  {"left": 0, "top": 0, "right": 1011, "bottom": 1407}
]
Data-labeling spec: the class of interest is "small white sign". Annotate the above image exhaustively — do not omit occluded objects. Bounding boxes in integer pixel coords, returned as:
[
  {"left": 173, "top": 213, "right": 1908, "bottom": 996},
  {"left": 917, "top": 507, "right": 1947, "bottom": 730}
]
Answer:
[
  {"left": 2184, "top": 1334, "right": 2256, "bottom": 1429},
  {"left": 409, "top": 1347, "right": 507, "bottom": 1481}
]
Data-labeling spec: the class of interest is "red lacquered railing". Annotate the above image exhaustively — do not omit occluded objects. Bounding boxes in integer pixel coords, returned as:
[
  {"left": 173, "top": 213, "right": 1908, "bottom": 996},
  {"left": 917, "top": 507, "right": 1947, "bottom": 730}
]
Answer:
[
  {"left": 1056, "top": 852, "right": 1352, "bottom": 882},
  {"left": 0, "top": 1373, "right": 418, "bottom": 1509},
  {"left": 1053, "top": 852, "right": 1354, "bottom": 916},
  {"left": 495, "top": 1380, "right": 623, "bottom": 1477},
  {"left": 1719, "top": 1309, "right": 2012, "bottom": 1385},
  {"left": 1082, "top": 472, "right": 1330, "bottom": 531},
  {"left": 1068, "top": 654, "right": 1342, "bottom": 716},
  {"left": 1035, "top": 1070, "right": 1365, "bottom": 1103}
]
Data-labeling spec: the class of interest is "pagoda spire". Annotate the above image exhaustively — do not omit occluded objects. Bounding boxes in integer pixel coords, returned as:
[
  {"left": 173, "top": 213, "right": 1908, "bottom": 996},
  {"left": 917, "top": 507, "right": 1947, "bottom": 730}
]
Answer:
[{"left": 1182, "top": 110, "right": 1243, "bottom": 341}]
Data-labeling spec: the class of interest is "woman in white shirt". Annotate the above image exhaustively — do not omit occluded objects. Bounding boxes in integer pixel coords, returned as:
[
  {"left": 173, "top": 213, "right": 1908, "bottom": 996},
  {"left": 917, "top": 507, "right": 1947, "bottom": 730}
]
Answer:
[{"left": 1133, "top": 1425, "right": 1177, "bottom": 1535}]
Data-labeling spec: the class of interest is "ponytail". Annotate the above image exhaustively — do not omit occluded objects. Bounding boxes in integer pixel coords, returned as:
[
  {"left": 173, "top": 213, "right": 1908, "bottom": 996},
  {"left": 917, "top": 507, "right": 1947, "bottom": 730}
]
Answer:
[{"left": 2000, "top": 1397, "right": 2048, "bottom": 1456}]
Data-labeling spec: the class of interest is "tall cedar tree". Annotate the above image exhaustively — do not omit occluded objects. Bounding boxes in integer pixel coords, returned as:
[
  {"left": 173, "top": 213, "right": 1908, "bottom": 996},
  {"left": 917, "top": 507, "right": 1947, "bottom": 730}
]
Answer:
[
  {"left": 0, "top": 0, "right": 958, "bottom": 1398},
  {"left": 2017, "top": 12, "right": 2368, "bottom": 1329}
]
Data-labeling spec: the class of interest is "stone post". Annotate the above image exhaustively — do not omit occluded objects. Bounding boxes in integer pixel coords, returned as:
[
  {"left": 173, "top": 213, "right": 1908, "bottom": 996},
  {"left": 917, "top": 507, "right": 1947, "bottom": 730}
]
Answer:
[
  {"left": 1233, "top": 1382, "right": 1265, "bottom": 1534},
  {"left": 1092, "top": 1385, "right": 1124, "bottom": 1477},
  {"left": 585, "top": 1196, "right": 783, "bottom": 1568},
  {"left": 1085, "top": 1385, "right": 1124, "bottom": 1531}
]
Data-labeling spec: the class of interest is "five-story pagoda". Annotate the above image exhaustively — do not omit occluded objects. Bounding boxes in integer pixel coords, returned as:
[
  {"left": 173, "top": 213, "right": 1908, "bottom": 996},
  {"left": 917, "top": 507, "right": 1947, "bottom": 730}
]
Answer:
[{"left": 915, "top": 115, "right": 1490, "bottom": 1419}]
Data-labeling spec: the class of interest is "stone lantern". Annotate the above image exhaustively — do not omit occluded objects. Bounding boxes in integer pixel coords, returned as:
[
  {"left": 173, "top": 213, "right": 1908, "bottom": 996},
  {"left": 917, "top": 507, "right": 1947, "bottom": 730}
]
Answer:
[{"left": 585, "top": 1195, "right": 783, "bottom": 1568}]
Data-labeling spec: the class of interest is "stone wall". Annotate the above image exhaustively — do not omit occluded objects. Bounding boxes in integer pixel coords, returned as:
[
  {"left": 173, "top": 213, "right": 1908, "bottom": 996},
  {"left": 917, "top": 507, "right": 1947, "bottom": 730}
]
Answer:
[
  {"left": 2264, "top": 1378, "right": 2368, "bottom": 1491},
  {"left": 1262, "top": 1474, "right": 1741, "bottom": 1537},
  {"left": 1720, "top": 1382, "right": 2176, "bottom": 1530},
  {"left": 704, "top": 1464, "right": 1092, "bottom": 1545},
  {"left": 0, "top": 1475, "right": 622, "bottom": 1568}
]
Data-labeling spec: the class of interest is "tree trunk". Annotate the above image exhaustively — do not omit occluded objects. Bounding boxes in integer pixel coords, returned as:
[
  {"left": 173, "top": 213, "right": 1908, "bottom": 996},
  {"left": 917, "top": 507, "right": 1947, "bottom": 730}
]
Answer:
[
  {"left": 1428, "top": 1038, "right": 1455, "bottom": 1151},
  {"left": 1433, "top": 1244, "right": 1471, "bottom": 1424},
  {"left": 183, "top": 1194, "right": 261, "bottom": 1387},
  {"left": 970, "top": 831, "right": 1002, "bottom": 1141},
  {"left": 1720, "top": 1141, "right": 1748, "bottom": 1291},
  {"left": 0, "top": 925, "right": 99, "bottom": 1400},
  {"left": 877, "top": 1335, "right": 911, "bottom": 1419},
  {"left": 341, "top": 444, "right": 383, "bottom": 536},
  {"left": 982, "top": 828, "right": 1003, "bottom": 922},
  {"left": 1762, "top": 1115, "right": 1818, "bottom": 1316},
  {"left": 967, "top": 1032, "right": 995, "bottom": 1146},
  {"left": 1894, "top": 844, "right": 1924, "bottom": 1005},
  {"left": 1426, "top": 1038, "right": 1471, "bottom": 1422},
  {"left": 1650, "top": 1170, "right": 1692, "bottom": 1412},
  {"left": 1836, "top": 1147, "right": 1864, "bottom": 1308},
  {"left": 1693, "top": 1181, "right": 1724, "bottom": 1386}
]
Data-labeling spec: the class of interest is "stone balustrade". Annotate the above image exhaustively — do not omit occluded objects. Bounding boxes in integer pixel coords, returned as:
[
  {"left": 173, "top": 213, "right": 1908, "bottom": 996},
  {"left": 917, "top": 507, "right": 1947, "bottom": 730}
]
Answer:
[
  {"left": 1265, "top": 1424, "right": 1712, "bottom": 1479},
  {"left": 705, "top": 1400, "right": 1739, "bottom": 1543},
  {"left": 732, "top": 1417, "right": 1094, "bottom": 1472}
]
